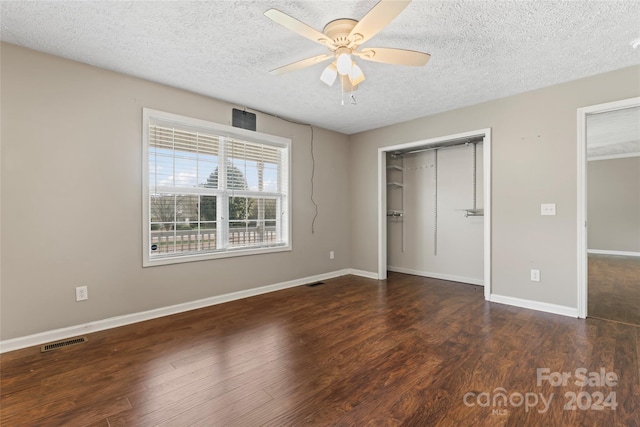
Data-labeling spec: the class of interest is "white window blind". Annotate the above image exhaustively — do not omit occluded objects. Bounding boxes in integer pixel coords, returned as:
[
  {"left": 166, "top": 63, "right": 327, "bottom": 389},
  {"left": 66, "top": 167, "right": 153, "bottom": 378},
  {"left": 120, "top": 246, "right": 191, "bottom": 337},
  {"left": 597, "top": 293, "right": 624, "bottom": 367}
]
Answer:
[{"left": 143, "top": 109, "right": 290, "bottom": 266}]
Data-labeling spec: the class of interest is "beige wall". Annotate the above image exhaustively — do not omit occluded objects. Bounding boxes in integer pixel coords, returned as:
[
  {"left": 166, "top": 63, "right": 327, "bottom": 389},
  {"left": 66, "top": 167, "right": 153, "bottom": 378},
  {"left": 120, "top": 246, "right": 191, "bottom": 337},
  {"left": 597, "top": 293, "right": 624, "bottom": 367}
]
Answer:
[
  {"left": 387, "top": 145, "right": 484, "bottom": 283},
  {"left": 350, "top": 65, "right": 640, "bottom": 308},
  {"left": 588, "top": 156, "right": 640, "bottom": 252},
  {"left": 2, "top": 41, "right": 639, "bottom": 342},
  {"left": 0, "top": 43, "right": 351, "bottom": 340}
]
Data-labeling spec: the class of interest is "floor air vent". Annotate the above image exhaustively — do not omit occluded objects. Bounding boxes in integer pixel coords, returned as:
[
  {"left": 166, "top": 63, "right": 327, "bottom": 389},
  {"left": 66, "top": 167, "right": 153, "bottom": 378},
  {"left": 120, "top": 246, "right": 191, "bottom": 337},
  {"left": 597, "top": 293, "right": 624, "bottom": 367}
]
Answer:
[
  {"left": 307, "top": 281, "right": 325, "bottom": 287},
  {"left": 40, "top": 336, "right": 88, "bottom": 353}
]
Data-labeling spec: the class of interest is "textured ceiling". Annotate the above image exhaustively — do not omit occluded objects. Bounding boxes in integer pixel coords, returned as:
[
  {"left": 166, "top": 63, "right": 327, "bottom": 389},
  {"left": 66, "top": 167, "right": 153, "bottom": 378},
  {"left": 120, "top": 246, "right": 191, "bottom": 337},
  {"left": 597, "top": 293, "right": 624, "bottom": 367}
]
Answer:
[{"left": 1, "top": 1, "right": 640, "bottom": 135}]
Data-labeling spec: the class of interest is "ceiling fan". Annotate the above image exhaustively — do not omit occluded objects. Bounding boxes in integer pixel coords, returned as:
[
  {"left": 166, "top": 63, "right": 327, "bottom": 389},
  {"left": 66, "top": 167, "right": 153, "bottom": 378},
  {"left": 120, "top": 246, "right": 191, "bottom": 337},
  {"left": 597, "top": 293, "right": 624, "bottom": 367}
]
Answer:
[{"left": 264, "top": 0, "right": 430, "bottom": 93}]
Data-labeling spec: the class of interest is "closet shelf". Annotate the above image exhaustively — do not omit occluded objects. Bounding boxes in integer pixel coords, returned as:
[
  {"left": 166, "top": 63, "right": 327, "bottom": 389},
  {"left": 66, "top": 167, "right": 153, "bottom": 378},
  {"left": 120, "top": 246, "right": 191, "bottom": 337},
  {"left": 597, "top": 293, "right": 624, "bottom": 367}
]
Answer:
[
  {"left": 387, "top": 210, "right": 404, "bottom": 217},
  {"left": 463, "top": 208, "right": 484, "bottom": 217},
  {"left": 387, "top": 181, "right": 404, "bottom": 188},
  {"left": 386, "top": 165, "right": 404, "bottom": 171}
]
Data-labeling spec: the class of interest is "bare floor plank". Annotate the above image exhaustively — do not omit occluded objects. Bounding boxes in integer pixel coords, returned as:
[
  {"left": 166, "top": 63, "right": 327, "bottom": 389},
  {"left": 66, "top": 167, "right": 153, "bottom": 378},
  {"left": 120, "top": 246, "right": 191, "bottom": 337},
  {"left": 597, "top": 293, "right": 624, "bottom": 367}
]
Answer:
[
  {"left": 1, "top": 273, "right": 638, "bottom": 426},
  {"left": 588, "top": 254, "right": 640, "bottom": 326}
]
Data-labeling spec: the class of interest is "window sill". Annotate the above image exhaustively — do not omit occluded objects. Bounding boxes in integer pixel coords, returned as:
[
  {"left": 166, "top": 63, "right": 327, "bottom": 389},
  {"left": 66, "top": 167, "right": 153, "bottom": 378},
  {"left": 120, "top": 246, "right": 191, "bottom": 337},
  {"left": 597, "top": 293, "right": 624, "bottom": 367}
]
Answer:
[{"left": 143, "top": 244, "right": 292, "bottom": 267}]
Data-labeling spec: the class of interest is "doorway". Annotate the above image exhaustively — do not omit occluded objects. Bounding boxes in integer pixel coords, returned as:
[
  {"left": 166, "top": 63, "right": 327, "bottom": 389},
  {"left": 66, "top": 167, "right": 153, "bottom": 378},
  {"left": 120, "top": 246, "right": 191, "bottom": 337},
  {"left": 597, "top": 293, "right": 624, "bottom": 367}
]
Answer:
[
  {"left": 377, "top": 129, "right": 492, "bottom": 300},
  {"left": 577, "top": 97, "right": 640, "bottom": 321}
]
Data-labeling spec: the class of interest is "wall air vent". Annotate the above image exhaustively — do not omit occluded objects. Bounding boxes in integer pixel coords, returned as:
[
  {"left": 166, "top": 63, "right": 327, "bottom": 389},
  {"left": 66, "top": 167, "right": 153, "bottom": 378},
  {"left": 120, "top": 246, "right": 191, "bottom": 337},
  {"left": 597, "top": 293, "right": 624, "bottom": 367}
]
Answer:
[
  {"left": 232, "top": 108, "right": 256, "bottom": 131},
  {"left": 40, "top": 336, "right": 88, "bottom": 353}
]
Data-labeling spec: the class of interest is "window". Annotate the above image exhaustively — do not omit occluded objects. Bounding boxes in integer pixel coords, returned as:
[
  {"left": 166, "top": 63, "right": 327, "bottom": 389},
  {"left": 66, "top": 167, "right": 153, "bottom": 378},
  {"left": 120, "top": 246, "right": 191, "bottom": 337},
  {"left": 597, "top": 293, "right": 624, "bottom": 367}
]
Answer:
[{"left": 142, "top": 108, "right": 290, "bottom": 266}]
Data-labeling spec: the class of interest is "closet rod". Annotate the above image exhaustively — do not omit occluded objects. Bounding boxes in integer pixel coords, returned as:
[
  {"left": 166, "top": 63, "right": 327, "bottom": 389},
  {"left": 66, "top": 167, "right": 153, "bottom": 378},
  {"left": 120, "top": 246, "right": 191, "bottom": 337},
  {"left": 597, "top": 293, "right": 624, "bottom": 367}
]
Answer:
[{"left": 399, "top": 137, "right": 483, "bottom": 156}]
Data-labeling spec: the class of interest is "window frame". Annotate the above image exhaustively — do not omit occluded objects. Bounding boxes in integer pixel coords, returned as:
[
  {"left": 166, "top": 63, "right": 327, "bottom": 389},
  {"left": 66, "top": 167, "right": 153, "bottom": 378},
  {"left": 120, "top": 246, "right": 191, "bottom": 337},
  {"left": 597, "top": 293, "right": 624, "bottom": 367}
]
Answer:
[{"left": 142, "top": 108, "right": 291, "bottom": 267}]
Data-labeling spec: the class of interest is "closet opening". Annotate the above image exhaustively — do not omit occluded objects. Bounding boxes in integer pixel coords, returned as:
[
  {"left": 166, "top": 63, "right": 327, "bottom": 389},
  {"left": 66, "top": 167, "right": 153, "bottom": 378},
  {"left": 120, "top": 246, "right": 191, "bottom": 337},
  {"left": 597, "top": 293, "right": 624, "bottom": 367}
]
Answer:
[{"left": 377, "top": 129, "right": 492, "bottom": 300}]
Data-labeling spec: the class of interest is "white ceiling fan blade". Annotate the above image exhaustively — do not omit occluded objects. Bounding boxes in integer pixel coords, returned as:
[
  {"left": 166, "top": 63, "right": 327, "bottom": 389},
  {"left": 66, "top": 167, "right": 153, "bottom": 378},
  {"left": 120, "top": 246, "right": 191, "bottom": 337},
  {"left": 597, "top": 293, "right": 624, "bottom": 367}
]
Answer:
[
  {"left": 269, "top": 54, "right": 334, "bottom": 75},
  {"left": 354, "top": 48, "right": 430, "bottom": 66},
  {"left": 265, "top": 9, "right": 334, "bottom": 47},
  {"left": 348, "top": 0, "right": 411, "bottom": 46}
]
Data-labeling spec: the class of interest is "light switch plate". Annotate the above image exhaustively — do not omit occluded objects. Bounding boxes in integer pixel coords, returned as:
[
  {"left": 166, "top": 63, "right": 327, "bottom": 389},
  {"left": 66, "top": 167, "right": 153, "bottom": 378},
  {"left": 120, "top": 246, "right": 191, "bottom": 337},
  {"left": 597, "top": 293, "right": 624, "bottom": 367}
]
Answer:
[{"left": 541, "top": 203, "right": 556, "bottom": 216}]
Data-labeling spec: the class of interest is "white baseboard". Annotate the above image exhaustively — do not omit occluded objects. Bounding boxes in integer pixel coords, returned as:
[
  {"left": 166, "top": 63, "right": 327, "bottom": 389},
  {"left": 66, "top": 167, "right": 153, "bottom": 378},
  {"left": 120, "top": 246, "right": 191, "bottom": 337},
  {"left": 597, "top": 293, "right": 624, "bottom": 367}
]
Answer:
[
  {"left": 0, "top": 269, "right": 351, "bottom": 354},
  {"left": 388, "top": 266, "right": 484, "bottom": 286},
  {"left": 587, "top": 249, "right": 640, "bottom": 257},
  {"left": 347, "top": 269, "right": 380, "bottom": 280},
  {"left": 489, "top": 294, "right": 578, "bottom": 318}
]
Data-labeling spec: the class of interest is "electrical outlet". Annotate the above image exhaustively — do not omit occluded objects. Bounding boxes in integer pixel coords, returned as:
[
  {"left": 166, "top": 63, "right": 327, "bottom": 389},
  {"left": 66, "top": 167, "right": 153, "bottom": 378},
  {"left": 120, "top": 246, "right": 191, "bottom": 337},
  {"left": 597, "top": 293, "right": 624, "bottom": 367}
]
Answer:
[
  {"left": 329, "top": 250, "right": 335, "bottom": 260},
  {"left": 76, "top": 286, "right": 88, "bottom": 301},
  {"left": 530, "top": 269, "right": 540, "bottom": 282},
  {"left": 541, "top": 203, "right": 556, "bottom": 216}
]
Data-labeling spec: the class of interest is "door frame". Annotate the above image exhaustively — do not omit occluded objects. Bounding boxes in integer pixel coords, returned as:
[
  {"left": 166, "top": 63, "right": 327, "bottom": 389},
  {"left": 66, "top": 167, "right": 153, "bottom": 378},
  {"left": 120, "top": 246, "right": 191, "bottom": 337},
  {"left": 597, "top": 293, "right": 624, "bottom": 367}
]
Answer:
[
  {"left": 377, "top": 128, "right": 492, "bottom": 300},
  {"left": 576, "top": 96, "right": 640, "bottom": 318}
]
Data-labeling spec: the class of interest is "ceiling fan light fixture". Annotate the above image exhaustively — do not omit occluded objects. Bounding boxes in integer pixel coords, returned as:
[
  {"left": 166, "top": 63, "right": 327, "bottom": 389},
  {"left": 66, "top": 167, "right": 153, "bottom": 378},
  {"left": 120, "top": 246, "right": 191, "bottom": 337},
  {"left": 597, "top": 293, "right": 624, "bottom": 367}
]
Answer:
[
  {"left": 264, "top": 2, "right": 430, "bottom": 100},
  {"left": 320, "top": 63, "right": 338, "bottom": 86},
  {"left": 336, "top": 51, "right": 352, "bottom": 75},
  {"left": 349, "top": 62, "right": 365, "bottom": 86}
]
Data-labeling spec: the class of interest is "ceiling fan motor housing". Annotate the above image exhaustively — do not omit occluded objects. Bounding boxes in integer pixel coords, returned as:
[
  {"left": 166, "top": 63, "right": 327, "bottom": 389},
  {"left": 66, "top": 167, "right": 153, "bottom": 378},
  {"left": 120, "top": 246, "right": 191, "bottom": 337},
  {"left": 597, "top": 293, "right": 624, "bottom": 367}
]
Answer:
[{"left": 322, "top": 19, "right": 359, "bottom": 48}]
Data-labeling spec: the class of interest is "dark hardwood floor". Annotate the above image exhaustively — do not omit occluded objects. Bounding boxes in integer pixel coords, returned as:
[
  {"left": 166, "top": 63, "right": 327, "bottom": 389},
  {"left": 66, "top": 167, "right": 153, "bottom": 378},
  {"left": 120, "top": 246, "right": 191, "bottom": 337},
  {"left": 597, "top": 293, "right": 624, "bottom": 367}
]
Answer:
[
  {"left": 588, "top": 254, "right": 640, "bottom": 326},
  {"left": 1, "top": 272, "right": 639, "bottom": 426}
]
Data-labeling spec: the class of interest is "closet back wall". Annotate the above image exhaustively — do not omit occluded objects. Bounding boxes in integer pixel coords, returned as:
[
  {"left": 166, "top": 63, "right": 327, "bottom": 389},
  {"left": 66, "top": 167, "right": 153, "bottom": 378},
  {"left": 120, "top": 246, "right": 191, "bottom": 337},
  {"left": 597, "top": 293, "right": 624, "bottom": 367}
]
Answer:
[{"left": 388, "top": 144, "right": 484, "bottom": 285}]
